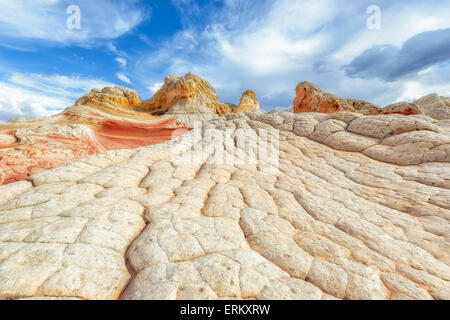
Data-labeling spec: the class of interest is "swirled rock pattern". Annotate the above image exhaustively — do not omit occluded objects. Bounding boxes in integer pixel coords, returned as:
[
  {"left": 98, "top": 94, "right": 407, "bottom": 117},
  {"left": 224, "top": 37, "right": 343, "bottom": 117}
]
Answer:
[
  {"left": 0, "top": 86, "right": 187, "bottom": 186},
  {"left": 0, "top": 110, "right": 449, "bottom": 300},
  {"left": 0, "top": 74, "right": 260, "bottom": 186}
]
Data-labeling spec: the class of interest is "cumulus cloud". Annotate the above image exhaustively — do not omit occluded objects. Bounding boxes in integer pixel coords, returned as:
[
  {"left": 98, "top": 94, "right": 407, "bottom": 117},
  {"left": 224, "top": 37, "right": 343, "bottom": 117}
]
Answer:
[
  {"left": 395, "top": 63, "right": 450, "bottom": 102},
  {"left": 0, "top": 82, "right": 72, "bottom": 121},
  {"left": 8, "top": 73, "right": 115, "bottom": 99},
  {"left": 345, "top": 28, "right": 450, "bottom": 81},
  {"left": 0, "top": 0, "right": 149, "bottom": 46}
]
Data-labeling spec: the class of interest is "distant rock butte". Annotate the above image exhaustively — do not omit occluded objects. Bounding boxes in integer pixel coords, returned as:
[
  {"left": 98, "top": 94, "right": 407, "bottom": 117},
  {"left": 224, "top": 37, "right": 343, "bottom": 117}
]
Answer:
[
  {"left": 293, "top": 81, "right": 450, "bottom": 119},
  {"left": 293, "top": 81, "right": 381, "bottom": 115},
  {"left": 234, "top": 90, "right": 260, "bottom": 113},
  {"left": 137, "top": 73, "right": 259, "bottom": 123},
  {"left": 138, "top": 73, "right": 230, "bottom": 115}
]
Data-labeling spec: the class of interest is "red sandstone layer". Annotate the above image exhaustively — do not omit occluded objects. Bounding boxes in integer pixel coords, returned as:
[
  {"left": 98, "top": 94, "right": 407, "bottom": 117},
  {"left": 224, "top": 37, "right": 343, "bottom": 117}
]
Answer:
[{"left": 0, "top": 116, "right": 187, "bottom": 186}]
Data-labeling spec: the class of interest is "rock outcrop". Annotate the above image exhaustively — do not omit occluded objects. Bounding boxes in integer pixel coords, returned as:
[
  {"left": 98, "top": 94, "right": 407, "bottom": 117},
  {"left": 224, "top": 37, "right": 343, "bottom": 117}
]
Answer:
[
  {"left": 379, "top": 95, "right": 450, "bottom": 119},
  {"left": 381, "top": 102, "right": 421, "bottom": 116},
  {"left": 294, "top": 82, "right": 450, "bottom": 121},
  {"left": 0, "top": 75, "right": 449, "bottom": 301},
  {"left": 0, "top": 87, "right": 187, "bottom": 186},
  {"left": 414, "top": 94, "right": 450, "bottom": 120},
  {"left": 75, "top": 87, "right": 142, "bottom": 111},
  {"left": 138, "top": 73, "right": 230, "bottom": 115},
  {"left": 235, "top": 90, "right": 260, "bottom": 113},
  {"left": 293, "top": 82, "right": 380, "bottom": 115},
  {"left": 0, "top": 110, "right": 449, "bottom": 300},
  {"left": 137, "top": 73, "right": 259, "bottom": 125},
  {"left": 0, "top": 74, "right": 261, "bottom": 186},
  {"left": 0, "top": 132, "right": 16, "bottom": 147}
]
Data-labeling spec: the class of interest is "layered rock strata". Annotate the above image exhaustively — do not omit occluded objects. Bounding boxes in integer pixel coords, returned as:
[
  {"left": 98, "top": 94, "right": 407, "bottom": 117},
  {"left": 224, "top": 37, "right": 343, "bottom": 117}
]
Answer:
[{"left": 0, "top": 74, "right": 260, "bottom": 186}]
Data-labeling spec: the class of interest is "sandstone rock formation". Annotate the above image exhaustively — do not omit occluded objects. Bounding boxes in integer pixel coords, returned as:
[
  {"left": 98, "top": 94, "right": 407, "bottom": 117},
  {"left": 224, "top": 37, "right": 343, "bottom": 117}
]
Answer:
[
  {"left": 0, "top": 74, "right": 260, "bottom": 186},
  {"left": 234, "top": 90, "right": 260, "bottom": 113},
  {"left": 381, "top": 102, "right": 421, "bottom": 116},
  {"left": 75, "top": 86, "right": 142, "bottom": 111},
  {"left": 138, "top": 73, "right": 229, "bottom": 115},
  {"left": 414, "top": 94, "right": 450, "bottom": 120},
  {"left": 137, "top": 73, "right": 259, "bottom": 126},
  {"left": 293, "top": 81, "right": 380, "bottom": 115},
  {"left": 0, "top": 87, "right": 187, "bottom": 186},
  {"left": 293, "top": 81, "right": 450, "bottom": 122},
  {"left": 0, "top": 110, "right": 449, "bottom": 300}
]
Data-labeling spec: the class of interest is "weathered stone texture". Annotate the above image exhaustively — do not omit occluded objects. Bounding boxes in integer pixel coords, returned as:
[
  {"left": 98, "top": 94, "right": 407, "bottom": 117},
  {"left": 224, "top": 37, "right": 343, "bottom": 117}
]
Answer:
[{"left": 0, "top": 110, "right": 449, "bottom": 300}]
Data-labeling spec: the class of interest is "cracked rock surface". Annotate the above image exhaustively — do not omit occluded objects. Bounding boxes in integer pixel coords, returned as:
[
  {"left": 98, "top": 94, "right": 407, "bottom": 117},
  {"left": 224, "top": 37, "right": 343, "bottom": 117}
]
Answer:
[{"left": 0, "top": 110, "right": 449, "bottom": 300}]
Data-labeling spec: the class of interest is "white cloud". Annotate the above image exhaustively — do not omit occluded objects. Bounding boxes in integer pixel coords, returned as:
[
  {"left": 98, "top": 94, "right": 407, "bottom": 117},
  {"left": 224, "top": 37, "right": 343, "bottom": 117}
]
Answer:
[
  {"left": 0, "top": 82, "right": 71, "bottom": 121},
  {"left": 116, "top": 73, "right": 132, "bottom": 84},
  {"left": 115, "top": 57, "right": 127, "bottom": 68},
  {"left": 0, "top": 0, "right": 148, "bottom": 46},
  {"left": 332, "top": 3, "right": 450, "bottom": 63},
  {"left": 0, "top": 72, "right": 118, "bottom": 121},
  {"left": 148, "top": 82, "right": 163, "bottom": 94},
  {"left": 9, "top": 73, "right": 115, "bottom": 99},
  {"left": 396, "top": 64, "right": 450, "bottom": 102}
]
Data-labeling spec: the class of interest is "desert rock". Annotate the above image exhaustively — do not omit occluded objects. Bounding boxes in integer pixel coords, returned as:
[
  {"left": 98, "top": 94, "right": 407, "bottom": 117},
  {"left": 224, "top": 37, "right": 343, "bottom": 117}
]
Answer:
[
  {"left": 293, "top": 81, "right": 380, "bottom": 115},
  {"left": 75, "top": 86, "right": 142, "bottom": 111},
  {"left": 0, "top": 84, "right": 189, "bottom": 186},
  {"left": 381, "top": 102, "right": 421, "bottom": 116},
  {"left": 0, "top": 74, "right": 262, "bottom": 186},
  {"left": 414, "top": 94, "right": 450, "bottom": 120},
  {"left": 137, "top": 73, "right": 259, "bottom": 126},
  {"left": 0, "top": 110, "right": 449, "bottom": 300},
  {"left": 234, "top": 90, "right": 260, "bottom": 113},
  {"left": 138, "top": 73, "right": 232, "bottom": 116}
]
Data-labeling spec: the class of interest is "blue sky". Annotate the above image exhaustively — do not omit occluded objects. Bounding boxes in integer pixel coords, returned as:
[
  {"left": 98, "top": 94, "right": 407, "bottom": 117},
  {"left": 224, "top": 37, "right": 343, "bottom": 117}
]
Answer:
[{"left": 0, "top": 0, "right": 449, "bottom": 121}]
